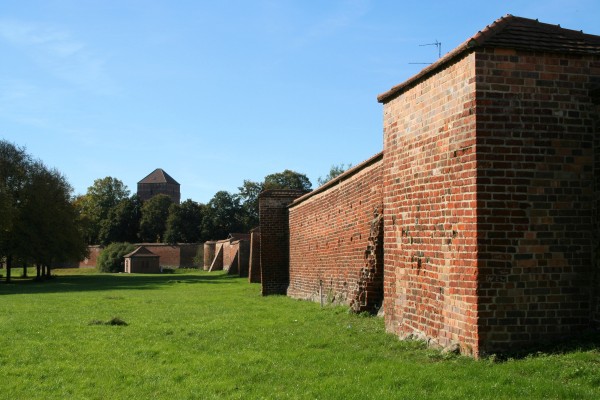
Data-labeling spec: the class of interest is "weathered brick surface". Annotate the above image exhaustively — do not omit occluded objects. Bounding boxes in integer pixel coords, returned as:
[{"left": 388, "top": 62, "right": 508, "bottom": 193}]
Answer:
[
  {"left": 382, "top": 53, "right": 480, "bottom": 355},
  {"left": 288, "top": 154, "right": 384, "bottom": 311},
  {"left": 475, "top": 48, "right": 597, "bottom": 353},
  {"left": 259, "top": 190, "right": 305, "bottom": 295},
  {"left": 382, "top": 48, "right": 599, "bottom": 355}
]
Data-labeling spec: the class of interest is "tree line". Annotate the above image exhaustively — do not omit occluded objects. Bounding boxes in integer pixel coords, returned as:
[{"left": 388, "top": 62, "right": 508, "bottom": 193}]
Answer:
[
  {"left": 2, "top": 138, "right": 350, "bottom": 280},
  {"left": 74, "top": 169, "right": 313, "bottom": 247},
  {"left": 0, "top": 140, "right": 87, "bottom": 281}
]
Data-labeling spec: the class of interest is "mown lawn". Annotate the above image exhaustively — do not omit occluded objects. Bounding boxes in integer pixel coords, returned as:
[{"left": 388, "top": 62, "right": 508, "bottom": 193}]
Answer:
[{"left": 0, "top": 268, "right": 599, "bottom": 399}]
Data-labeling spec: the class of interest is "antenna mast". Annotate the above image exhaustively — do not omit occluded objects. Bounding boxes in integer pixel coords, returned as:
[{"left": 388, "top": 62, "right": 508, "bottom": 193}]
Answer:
[
  {"left": 420, "top": 40, "right": 442, "bottom": 58},
  {"left": 408, "top": 40, "right": 442, "bottom": 65}
]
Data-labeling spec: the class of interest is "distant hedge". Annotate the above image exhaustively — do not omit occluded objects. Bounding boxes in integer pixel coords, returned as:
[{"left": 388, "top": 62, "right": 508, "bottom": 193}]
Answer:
[{"left": 97, "top": 242, "right": 136, "bottom": 273}]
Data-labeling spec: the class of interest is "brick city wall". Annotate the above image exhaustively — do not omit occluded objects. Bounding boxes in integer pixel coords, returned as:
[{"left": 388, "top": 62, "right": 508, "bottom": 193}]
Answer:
[
  {"left": 382, "top": 52, "right": 480, "bottom": 355},
  {"left": 474, "top": 48, "right": 598, "bottom": 353},
  {"left": 288, "top": 153, "right": 384, "bottom": 312},
  {"left": 249, "top": 229, "right": 261, "bottom": 283},
  {"left": 259, "top": 190, "right": 305, "bottom": 295}
]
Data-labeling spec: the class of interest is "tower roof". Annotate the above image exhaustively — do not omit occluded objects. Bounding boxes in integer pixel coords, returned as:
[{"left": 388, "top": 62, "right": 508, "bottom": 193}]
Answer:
[
  {"left": 378, "top": 14, "right": 600, "bottom": 103},
  {"left": 138, "top": 168, "right": 180, "bottom": 185}
]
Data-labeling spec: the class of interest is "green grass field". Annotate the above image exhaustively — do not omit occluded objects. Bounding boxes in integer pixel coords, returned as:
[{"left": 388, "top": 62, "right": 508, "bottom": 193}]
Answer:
[{"left": 1, "top": 268, "right": 599, "bottom": 399}]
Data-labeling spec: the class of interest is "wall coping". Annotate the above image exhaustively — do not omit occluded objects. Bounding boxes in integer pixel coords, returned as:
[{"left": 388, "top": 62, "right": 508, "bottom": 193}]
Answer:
[{"left": 289, "top": 151, "right": 383, "bottom": 208}]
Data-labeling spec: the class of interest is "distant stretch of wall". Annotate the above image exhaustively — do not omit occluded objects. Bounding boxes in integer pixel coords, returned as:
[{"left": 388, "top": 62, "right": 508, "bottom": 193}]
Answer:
[
  {"left": 76, "top": 243, "right": 200, "bottom": 268},
  {"left": 288, "top": 153, "right": 384, "bottom": 312},
  {"left": 204, "top": 235, "right": 250, "bottom": 276}
]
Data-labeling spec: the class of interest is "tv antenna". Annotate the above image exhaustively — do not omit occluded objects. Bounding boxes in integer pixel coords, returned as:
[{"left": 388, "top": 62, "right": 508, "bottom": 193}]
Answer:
[{"left": 409, "top": 40, "right": 442, "bottom": 65}]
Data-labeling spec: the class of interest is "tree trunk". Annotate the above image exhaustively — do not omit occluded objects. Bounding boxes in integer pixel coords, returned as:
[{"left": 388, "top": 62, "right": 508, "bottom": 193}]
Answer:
[
  {"left": 6, "top": 255, "right": 12, "bottom": 283},
  {"left": 22, "top": 260, "right": 27, "bottom": 278},
  {"left": 45, "top": 264, "right": 51, "bottom": 279},
  {"left": 36, "top": 264, "right": 41, "bottom": 279}
]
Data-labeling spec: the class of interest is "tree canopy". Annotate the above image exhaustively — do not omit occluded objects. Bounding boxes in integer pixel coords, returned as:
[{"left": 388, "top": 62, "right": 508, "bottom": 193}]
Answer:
[
  {"left": 138, "top": 194, "right": 173, "bottom": 243},
  {"left": 164, "top": 199, "right": 205, "bottom": 244},
  {"left": 0, "top": 140, "right": 87, "bottom": 281},
  {"left": 74, "top": 177, "right": 130, "bottom": 244},
  {"left": 263, "top": 169, "right": 312, "bottom": 192},
  {"left": 317, "top": 163, "right": 352, "bottom": 186}
]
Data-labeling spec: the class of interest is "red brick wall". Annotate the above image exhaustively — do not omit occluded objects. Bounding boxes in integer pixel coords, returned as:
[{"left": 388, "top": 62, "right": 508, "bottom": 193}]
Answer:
[
  {"left": 78, "top": 245, "right": 103, "bottom": 268},
  {"left": 288, "top": 154, "right": 384, "bottom": 311},
  {"left": 475, "top": 48, "right": 597, "bottom": 353},
  {"left": 140, "top": 244, "right": 181, "bottom": 267},
  {"left": 382, "top": 53, "right": 480, "bottom": 355},
  {"left": 259, "top": 190, "right": 305, "bottom": 295},
  {"left": 382, "top": 48, "right": 599, "bottom": 356}
]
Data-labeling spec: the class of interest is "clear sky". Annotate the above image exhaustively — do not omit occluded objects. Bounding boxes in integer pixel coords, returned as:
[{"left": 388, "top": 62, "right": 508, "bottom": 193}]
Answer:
[{"left": 2, "top": 0, "right": 599, "bottom": 203}]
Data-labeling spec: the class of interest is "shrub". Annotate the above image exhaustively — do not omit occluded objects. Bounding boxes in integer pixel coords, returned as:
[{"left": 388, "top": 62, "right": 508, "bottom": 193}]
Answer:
[{"left": 97, "top": 242, "right": 136, "bottom": 273}]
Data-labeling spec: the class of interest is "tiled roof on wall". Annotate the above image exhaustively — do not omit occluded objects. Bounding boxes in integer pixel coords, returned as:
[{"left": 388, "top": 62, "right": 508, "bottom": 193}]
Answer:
[
  {"left": 138, "top": 168, "right": 180, "bottom": 185},
  {"left": 378, "top": 14, "right": 600, "bottom": 103}
]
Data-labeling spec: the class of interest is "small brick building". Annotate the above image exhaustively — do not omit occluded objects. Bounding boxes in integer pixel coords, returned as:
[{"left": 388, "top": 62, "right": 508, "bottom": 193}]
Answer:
[
  {"left": 257, "top": 15, "right": 600, "bottom": 357},
  {"left": 124, "top": 246, "right": 160, "bottom": 273},
  {"left": 137, "top": 168, "right": 181, "bottom": 204}
]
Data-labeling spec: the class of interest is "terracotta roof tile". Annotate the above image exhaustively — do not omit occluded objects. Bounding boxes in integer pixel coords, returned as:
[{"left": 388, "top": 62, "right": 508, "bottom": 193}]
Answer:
[
  {"left": 124, "top": 246, "right": 158, "bottom": 258},
  {"left": 138, "top": 168, "right": 180, "bottom": 185},
  {"left": 378, "top": 15, "right": 600, "bottom": 103}
]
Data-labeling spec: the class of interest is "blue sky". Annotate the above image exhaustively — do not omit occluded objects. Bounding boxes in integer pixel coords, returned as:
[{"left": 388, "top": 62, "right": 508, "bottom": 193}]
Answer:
[{"left": 2, "top": 0, "right": 599, "bottom": 203}]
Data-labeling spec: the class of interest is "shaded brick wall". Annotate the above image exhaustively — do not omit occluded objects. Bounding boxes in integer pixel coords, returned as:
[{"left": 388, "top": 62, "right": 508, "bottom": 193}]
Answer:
[
  {"left": 137, "top": 182, "right": 181, "bottom": 204},
  {"left": 79, "top": 245, "right": 103, "bottom": 268},
  {"left": 595, "top": 107, "right": 600, "bottom": 328},
  {"left": 204, "top": 241, "right": 216, "bottom": 270},
  {"left": 475, "top": 49, "right": 598, "bottom": 353},
  {"left": 259, "top": 190, "right": 305, "bottom": 295},
  {"left": 288, "top": 154, "right": 384, "bottom": 311},
  {"left": 238, "top": 240, "right": 250, "bottom": 277},
  {"left": 249, "top": 229, "right": 261, "bottom": 283},
  {"left": 382, "top": 53, "right": 480, "bottom": 355}
]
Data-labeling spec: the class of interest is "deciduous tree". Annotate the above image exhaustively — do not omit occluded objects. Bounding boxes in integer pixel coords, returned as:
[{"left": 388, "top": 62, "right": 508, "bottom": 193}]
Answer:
[
  {"left": 164, "top": 199, "right": 205, "bottom": 244},
  {"left": 139, "top": 194, "right": 172, "bottom": 243},
  {"left": 74, "top": 177, "right": 130, "bottom": 244}
]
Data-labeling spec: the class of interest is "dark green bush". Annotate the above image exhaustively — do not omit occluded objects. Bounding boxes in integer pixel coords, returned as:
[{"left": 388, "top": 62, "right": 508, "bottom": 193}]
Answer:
[{"left": 97, "top": 242, "right": 136, "bottom": 273}]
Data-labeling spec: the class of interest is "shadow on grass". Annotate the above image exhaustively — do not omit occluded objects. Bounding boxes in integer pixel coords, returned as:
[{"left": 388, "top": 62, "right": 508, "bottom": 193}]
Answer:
[
  {"left": 0, "top": 271, "right": 239, "bottom": 295},
  {"left": 484, "top": 330, "right": 600, "bottom": 362}
]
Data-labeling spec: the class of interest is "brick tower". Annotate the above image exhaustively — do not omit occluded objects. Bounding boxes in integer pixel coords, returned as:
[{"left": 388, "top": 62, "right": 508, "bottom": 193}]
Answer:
[{"left": 137, "top": 168, "right": 180, "bottom": 204}]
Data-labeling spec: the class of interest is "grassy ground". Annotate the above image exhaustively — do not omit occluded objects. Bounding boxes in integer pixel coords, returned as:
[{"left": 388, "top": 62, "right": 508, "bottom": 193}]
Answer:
[{"left": 0, "top": 268, "right": 599, "bottom": 399}]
